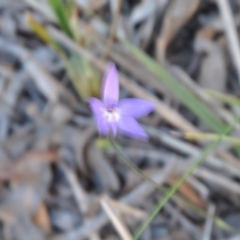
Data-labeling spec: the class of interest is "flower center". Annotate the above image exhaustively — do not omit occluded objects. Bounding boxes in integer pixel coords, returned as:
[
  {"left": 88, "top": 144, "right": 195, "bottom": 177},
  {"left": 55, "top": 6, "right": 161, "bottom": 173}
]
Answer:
[{"left": 103, "top": 107, "right": 120, "bottom": 123}]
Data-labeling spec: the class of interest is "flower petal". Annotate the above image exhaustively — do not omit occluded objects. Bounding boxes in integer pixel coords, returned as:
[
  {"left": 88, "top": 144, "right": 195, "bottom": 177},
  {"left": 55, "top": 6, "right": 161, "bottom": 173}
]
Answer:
[
  {"left": 97, "top": 117, "right": 109, "bottom": 136},
  {"left": 118, "top": 117, "right": 148, "bottom": 140},
  {"left": 89, "top": 98, "right": 109, "bottom": 135},
  {"left": 89, "top": 98, "right": 104, "bottom": 116},
  {"left": 102, "top": 63, "right": 119, "bottom": 106},
  {"left": 119, "top": 98, "right": 155, "bottom": 118}
]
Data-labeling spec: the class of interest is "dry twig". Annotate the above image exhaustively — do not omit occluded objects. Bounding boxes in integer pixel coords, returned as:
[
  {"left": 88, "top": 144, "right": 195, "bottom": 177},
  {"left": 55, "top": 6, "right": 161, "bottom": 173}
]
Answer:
[
  {"left": 100, "top": 195, "right": 133, "bottom": 240},
  {"left": 216, "top": 0, "right": 240, "bottom": 83}
]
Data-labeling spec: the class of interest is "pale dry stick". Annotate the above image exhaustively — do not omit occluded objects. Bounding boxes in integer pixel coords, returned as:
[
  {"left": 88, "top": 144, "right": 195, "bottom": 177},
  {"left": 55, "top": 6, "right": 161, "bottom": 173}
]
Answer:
[
  {"left": 187, "top": 176, "right": 209, "bottom": 201},
  {"left": 218, "top": 151, "right": 240, "bottom": 171},
  {"left": 194, "top": 167, "right": 240, "bottom": 196},
  {"left": 146, "top": 126, "right": 240, "bottom": 177},
  {"left": 24, "top": 0, "right": 56, "bottom": 21},
  {"left": 193, "top": 168, "right": 240, "bottom": 195},
  {"left": 48, "top": 26, "right": 197, "bottom": 132},
  {"left": 108, "top": 199, "right": 147, "bottom": 220},
  {"left": 103, "top": 0, "right": 122, "bottom": 60},
  {"left": 202, "top": 204, "right": 216, "bottom": 240},
  {"left": 52, "top": 162, "right": 173, "bottom": 240},
  {"left": 0, "top": 39, "right": 76, "bottom": 104},
  {"left": 100, "top": 195, "right": 133, "bottom": 240},
  {"left": 59, "top": 163, "right": 89, "bottom": 215},
  {"left": 216, "top": 0, "right": 240, "bottom": 84}
]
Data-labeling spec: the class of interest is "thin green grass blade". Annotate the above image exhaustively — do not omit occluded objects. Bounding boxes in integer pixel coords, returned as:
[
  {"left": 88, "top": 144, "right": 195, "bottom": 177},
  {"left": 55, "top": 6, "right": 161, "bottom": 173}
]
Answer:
[
  {"left": 121, "top": 39, "right": 226, "bottom": 133},
  {"left": 133, "top": 116, "right": 240, "bottom": 240},
  {"left": 48, "top": 0, "right": 73, "bottom": 38}
]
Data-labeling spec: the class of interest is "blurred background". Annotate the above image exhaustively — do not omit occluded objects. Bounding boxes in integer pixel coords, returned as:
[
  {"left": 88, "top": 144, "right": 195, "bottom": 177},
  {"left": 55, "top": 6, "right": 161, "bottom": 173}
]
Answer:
[{"left": 0, "top": 0, "right": 240, "bottom": 239}]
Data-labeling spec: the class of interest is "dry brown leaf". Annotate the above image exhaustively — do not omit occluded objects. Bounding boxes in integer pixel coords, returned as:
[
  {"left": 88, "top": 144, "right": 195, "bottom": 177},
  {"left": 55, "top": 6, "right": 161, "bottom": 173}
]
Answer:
[
  {"left": 0, "top": 150, "right": 59, "bottom": 182},
  {"left": 33, "top": 203, "right": 51, "bottom": 232},
  {"left": 157, "top": 0, "right": 200, "bottom": 61},
  {"left": 167, "top": 175, "right": 207, "bottom": 209}
]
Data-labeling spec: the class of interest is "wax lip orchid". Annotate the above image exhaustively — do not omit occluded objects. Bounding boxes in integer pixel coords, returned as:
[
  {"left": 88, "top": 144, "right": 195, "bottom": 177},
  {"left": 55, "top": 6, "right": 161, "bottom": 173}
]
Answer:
[{"left": 89, "top": 63, "right": 155, "bottom": 139}]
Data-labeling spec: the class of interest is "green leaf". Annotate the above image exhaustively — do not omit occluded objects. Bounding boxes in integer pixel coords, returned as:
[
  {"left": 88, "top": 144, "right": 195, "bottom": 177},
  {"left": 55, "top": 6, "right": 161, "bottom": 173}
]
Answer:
[
  {"left": 48, "top": 0, "right": 73, "bottom": 38},
  {"left": 121, "top": 39, "right": 227, "bottom": 133}
]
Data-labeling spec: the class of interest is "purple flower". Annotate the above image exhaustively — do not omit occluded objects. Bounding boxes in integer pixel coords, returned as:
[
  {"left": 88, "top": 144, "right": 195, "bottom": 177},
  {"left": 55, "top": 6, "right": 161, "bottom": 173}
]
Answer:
[{"left": 89, "top": 63, "right": 155, "bottom": 139}]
